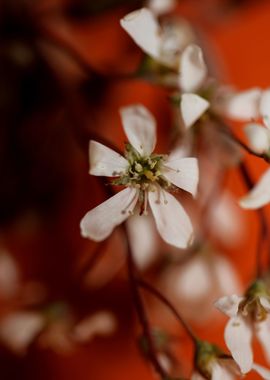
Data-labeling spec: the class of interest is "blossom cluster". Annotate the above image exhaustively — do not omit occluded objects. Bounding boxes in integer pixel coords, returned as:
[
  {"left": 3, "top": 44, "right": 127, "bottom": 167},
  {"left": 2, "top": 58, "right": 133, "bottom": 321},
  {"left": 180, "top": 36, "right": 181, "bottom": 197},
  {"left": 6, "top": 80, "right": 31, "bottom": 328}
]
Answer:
[{"left": 78, "top": 2, "right": 270, "bottom": 379}]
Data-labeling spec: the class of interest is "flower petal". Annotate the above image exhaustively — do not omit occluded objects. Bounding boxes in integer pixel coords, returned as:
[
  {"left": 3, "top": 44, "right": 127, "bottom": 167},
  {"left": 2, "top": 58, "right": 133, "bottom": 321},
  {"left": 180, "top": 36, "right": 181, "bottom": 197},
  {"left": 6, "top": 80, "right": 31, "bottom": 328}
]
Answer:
[
  {"left": 148, "top": 187, "right": 193, "bottom": 248},
  {"left": 239, "top": 168, "right": 270, "bottom": 209},
  {"left": 191, "top": 372, "right": 205, "bottom": 380},
  {"left": 224, "top": 316, "right": 253, "bottom": 373},
  {"left": 120, "top": 104, "right": 157, "bottom": 156},
  {"left": 179, "top": 44, "right": 207, "bottom": 92},
  {"left": 126, "top": 214, "right": 158, "bottom": 270},
  {"left": 215, "top": 295, "right": 243, "bottom": 317},
  {"left": 212, "top": 362, "right": 236, "bottom": 380},
  {"left": 147, "top": 0, "right": 176, "bottom": 15},
  {"left": 223, "top": 88, "right": 262, "bottom": 121},
  {"left": 162, "top": 157, "right": 199, "bottom": 196},
  {"left": 260, "top": 297, "right": 270, "bottom": 312},
  {"left": 0, "top": 312, "right": 45, "bottom": 353},
  {"left": 89, "top": 141, "right": 128, "bottom": 177},
  {"left": 80, "top": 188, "right": 139, "bottom": 241},
  {"left": 253, "top": 363, "right": 270, "bottom": 380},
  {"left": 260, "top": 89, "right": 270, "bottom": 129},
  {"left": 120, "top": 8, "right": 161, "bottom": 60},
  {"left": 255, "top": 317, "right": 270, "bottom": 363},
  {"left": 244, "top": 124, "right": 270, "bottom": 154},
  {"left": 180, "top": 93, "right": 210, "bottom": 129}
]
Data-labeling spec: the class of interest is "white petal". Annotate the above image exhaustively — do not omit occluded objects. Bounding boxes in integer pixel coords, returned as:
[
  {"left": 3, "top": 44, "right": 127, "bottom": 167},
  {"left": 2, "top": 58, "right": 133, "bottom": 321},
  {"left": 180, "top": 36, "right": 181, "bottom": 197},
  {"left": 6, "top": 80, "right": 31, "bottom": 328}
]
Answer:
[
  {"left": 239, "top": 168, "right": 270, "bottom": 209},
  {"left": 244, "top": 124, "right": 270, "bottom": 153},
  {"left": 224, "top": 316, "right": 253, "bottom": 373},
  {"left": 260, "top": 297, "right": 270, "bottom": 312},
  {"left": 148, "top": 187, "right": 193, "bottom": 248},
  {"left": 120, "top": 8, "right": 161, "bottom": 60},
  {"left": 215, "top": 295, "right": 244, "bottom": 317},
  {"left": 253, "top": 363, "right": 270, "bottom": 380},
  {"left": 80, "top": 188, "right": 139, "bottom": 241},
  {"left": 126, "top": 214, "right": 158, "bottom": 270},
  {"left": 89, "top": 141, "right": 128, "bottom": 177},
  {"left": 162, "top": 157, "right": 199, "bottom": 196},
  {"left": 147, "top": 0, "right": 176, "bottom": 15},
  {"left": 0, "top": 312, "right": 45, "bottom": 353},
  {"left": 179, "top": 44, "right": 207, "bottom": 92},
  {"left": 255, "top": 317, "right": 270, "bottom": 363},
  {"left": 223, "top": 88, "right": 262, "bottom": 121},
  {"left": 73, "top": 311, "right": 117, "bottom": 342},
  {"left": 120, "top": 104, "right": 157, "bottom": 156},
  {"left": 260, "top": 89, "right": 270, "bottom": 129},
  {"left": 212, "top": 362, "right": 236, "bottom": 380},
  {"left": 180, "top": 93, "right": 210, "bottom": 129},
  {"left": 191, "top": 372, "right": 205, "bottom": 380}
]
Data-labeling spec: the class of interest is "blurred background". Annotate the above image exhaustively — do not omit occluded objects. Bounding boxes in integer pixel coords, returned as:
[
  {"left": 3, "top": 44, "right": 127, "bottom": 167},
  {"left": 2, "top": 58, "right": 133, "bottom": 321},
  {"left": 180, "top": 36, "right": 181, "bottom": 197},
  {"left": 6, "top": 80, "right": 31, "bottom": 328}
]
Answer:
[{"left": 0, "top": 0, "right": 270, "bottom": 378}]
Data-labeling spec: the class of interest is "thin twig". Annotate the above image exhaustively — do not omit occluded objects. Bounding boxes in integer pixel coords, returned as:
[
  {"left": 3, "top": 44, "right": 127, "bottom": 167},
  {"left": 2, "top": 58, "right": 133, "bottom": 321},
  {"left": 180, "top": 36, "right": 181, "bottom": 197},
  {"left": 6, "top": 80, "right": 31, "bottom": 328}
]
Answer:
[{"left": 137, "top": 279, "right": 198, "bottom": 344}]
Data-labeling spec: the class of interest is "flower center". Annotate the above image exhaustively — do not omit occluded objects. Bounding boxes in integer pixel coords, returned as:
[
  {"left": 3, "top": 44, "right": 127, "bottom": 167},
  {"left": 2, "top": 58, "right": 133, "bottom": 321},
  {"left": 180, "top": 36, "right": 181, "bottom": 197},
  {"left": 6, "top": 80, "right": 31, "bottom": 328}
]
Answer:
[{"left": 113, "top": 144, "right": 170, "bottom": 190}]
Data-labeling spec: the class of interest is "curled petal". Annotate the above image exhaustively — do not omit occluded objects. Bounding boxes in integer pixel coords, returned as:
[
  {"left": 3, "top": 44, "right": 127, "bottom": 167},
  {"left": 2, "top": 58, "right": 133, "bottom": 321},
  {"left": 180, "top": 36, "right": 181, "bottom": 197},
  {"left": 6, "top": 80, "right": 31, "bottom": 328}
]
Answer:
[
  {"left": 252, "top": 363, "right": 270, "bottom": 380},
  {"left": 120, "top": 104, "right": 157, "bottom": 156},
  {"left": 255, "top": 317, "right": 270, "bottom": 363},
  {"left": 120, "top": 8, "right": 161, "bottom": 60},
  {"left": 89, "top": 141, "right": 128, "bottom": 176},
  {"left": 180, "top": 93, "right": 209, "bottom": 129},
  {"left": 260, "top": 89, "right": 270, "bottom": 129},
  {"left": 244, "top": 124, "right": 270, "bottom": 154},
  {"left": 215, "top": 295, "right": 244, "bottom": 317},
  {"left": 162, "top": 157, "right": 199, "bottom": 196},
  {"left": 80, "top": 188, "right": 139, "bottom": 241},
  {"left": 148, "top": 187, "right": 193, "bottom": 248},
  {"left": 239, "top": 168, "right": 270, "bottom": 209},
  {"left": 224, "top": 316, "right": 253, "bottom": 373},
  {"left": 179, "top": 44, "right": 207, "bottom": 92},
  {"left": 223, "top": 88, "right": 262, "bottom": 121}
]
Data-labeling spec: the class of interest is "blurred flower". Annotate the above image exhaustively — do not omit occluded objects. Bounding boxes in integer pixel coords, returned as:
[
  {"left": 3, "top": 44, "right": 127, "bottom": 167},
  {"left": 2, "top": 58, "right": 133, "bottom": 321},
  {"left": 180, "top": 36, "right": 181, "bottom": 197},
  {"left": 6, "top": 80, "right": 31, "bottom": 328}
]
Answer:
[
  {"left": 215, "top": 280, "right": 270, "bottom": 373},
  {"left": 73, "top": 311, "right": 117, "bottom": 342},
  {"left": 161, "top": 248, "right": 241, "bottom": 323},
  {"left": 0, "top": 311, "right": 45, "bottom": 354},
  {"left": 146, "top": 0, "right": 177, "bottom": 15},
  {"left": 80, "top": 104, "right": 199, "bottom": 249},
  {"left": 0, "top": 250, "right": 19, "bottom": 299}
]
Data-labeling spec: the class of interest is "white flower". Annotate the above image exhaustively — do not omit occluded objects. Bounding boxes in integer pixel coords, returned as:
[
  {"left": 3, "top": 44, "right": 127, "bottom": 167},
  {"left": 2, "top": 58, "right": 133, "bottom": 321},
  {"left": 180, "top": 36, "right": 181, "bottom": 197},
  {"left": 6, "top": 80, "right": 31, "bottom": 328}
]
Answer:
[
  {"left": 193, "top": 339, "right": 270, "bottom": 380},
  {"left": 80, "top": 104, "right": 199, "bottom": 249},
  {"left": 120, "top": 8, "right": 194, "bottom": 69},
  {"left": 215, "top": 280, "right": 270, "bottom": 374}
]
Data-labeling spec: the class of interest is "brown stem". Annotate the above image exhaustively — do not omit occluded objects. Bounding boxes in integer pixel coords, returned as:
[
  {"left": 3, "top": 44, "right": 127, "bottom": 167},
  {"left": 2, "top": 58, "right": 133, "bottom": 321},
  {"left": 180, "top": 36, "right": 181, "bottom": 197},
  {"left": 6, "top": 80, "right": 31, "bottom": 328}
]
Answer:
[
  {"left": 137, "top": 279, "right": 198, "bottom": 344},
  {"left": 124, "top": 224, "right": 171, "bottom": 380}
]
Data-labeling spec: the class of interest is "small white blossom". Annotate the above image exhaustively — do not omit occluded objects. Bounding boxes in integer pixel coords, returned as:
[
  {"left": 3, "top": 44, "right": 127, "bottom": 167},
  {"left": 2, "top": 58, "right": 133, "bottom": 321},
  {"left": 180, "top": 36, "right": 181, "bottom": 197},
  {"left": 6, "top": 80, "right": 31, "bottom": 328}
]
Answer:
[
  {"left": 80, "top": 104, "right": 199, "bottom": 249},
  {"left": 193, "top": 339, "right": 270, "bottom": 380},
  {"left": 215, "top": 280, "right": 270, "bottom": 374}
]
